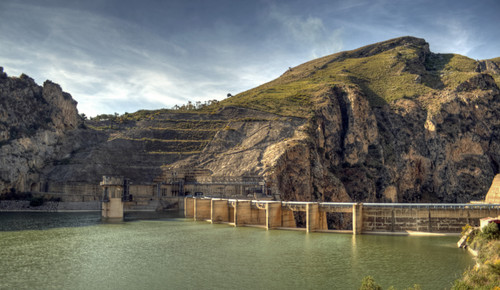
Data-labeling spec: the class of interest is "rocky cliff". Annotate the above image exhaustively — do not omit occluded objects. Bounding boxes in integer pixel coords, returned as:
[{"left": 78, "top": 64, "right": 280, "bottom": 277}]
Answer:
[
  {"left": 1, "top": 36, "right": 499, "bottom": 203},
  {"left": 0, "top": 68, "right": 86, "bottom": 193}
]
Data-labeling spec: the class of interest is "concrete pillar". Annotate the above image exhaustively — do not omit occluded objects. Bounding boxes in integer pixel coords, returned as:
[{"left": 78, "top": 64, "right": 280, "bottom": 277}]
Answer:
[
  {"left": 319, "top": 211, "right": 328, "bottom": 231},
  {"left": 193, "top": 198, "right": 198, "bottom": 220},
  {"left": 391, "top": 208, "right": 395, "bottom": 232},
  {"left": 233, "top": 201, "right": 238, "bottom": 226},
  {"left": 184, "top": 197, "right": 194, "bottom": 218},
  {"left": 352, "top": 203, "right": 363, "bottom": 235},
  {"left": 194, "top": 198, "right": 211, "bottom": 221},
  {"left": 234, "top": 200, "right": 251, "bottom": 226},
  {"left": 102, "top": 198, "right": 124, "bottom": 219},
  {"left": 211, "top": 199, "right": 229, "bottom": 223},
  {"left": 428, "top": 208, "right": 432, "bottom": 232},
  {"left": 306, "top": 203, "right": 324, "bottom": 233},
  {"left": 265, "top": 202, "right": 282, "bottom": 230}
]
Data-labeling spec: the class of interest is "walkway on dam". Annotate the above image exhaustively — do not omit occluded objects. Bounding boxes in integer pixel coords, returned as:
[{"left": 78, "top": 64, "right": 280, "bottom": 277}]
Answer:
[{"left": 184, "top": 197, "right": 500, "bottom": 234}]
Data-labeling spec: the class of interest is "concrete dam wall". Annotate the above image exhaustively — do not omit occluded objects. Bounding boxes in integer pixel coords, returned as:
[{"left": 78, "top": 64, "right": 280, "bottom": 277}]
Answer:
[{"left": 184, "top": 197, "right": 500, "bottom": 234}]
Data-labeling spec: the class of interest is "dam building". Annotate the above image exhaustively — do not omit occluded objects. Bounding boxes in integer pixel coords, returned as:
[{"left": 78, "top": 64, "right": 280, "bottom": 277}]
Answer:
[
  {"left": 100, "top": 168, "right": 272, "bottom": 218},
  {"left": 153, "top": 168, "right": 272, "bottom": 199},
  {"left": 100, "top": 176, "right": 131, "bottom": 219}
]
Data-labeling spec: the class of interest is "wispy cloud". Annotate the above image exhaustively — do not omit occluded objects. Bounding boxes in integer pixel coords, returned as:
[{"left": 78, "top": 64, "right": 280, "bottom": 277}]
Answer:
[
  {"left": 425, "top": 17, "right": 474, "bottom": 56},
  {"left": 0, "top": 2, "right": 265, "bottom": 116},
  {"left": 267, "top": 4, "right": 344, "bottom": 58}
]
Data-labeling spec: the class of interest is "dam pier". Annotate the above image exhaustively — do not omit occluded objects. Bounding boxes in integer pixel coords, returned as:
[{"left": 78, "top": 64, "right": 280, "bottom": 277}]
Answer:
[{"left": 184, "top": 197, "right": 500, "bottom": 235}]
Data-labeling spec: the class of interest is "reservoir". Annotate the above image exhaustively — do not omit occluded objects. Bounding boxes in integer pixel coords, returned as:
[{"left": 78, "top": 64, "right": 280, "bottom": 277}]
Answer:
[{"left": 0, "top": 211, "right": 473, "bottom": 289}]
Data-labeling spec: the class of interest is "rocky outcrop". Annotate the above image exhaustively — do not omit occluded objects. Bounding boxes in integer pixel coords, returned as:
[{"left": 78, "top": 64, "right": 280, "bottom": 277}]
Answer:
[
  {"left": 0, "top": 70, "right": 81, "bottom": 142},
  {"left": 477, "top": 60, "right": 500, "bottom": 75},
  {"left": 268, "top": 77, "right": 499, "bottom": 203},
  {"left": 0, "top": 68, "right": 86, "bottom": 193}
]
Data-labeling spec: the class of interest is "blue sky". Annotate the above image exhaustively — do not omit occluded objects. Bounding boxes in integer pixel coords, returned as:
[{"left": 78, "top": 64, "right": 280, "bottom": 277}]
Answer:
[{"left": 1, "top": 0, "right": 499, "bottom": 116}]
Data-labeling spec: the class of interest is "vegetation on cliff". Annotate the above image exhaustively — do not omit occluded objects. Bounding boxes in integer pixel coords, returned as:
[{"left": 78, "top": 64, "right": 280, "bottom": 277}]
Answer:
[
  {"left": 453, "top": 223, "right": 500, "bottom": 289},
  {"left": 212, "top": 36, "right": 499, "bottom": 117}
]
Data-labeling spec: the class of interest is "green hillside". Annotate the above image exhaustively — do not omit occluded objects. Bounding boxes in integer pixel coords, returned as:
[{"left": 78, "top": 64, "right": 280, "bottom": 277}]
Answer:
[
  {"left": 214, "top": 36, "right": 496, "bottom": 117},
  {"left": 103, "top": 36, "right": 497, "bottom": 121}
]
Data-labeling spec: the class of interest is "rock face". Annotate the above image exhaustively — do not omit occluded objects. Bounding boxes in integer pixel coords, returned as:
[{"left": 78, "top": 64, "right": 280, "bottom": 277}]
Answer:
[
  {"left": 306, "top": 82, "right": 500, "bottom": 203},
  {"left": 1, "top": 36, "right": 499, "bottom": 204},
  {"left": 0, "top": 68, "right": 86, "bottom": 193}
]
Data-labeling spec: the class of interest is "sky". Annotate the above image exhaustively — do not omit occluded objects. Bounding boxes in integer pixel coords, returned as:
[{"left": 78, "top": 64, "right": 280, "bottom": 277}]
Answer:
[{"left": 0, "top": 0, "right": 499, "bottom": 116}]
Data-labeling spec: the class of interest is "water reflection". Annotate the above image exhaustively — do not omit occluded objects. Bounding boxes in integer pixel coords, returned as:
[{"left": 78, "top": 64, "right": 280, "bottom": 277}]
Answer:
[{"left": 0, "top": 212, "right": 473, "bottom": 289}]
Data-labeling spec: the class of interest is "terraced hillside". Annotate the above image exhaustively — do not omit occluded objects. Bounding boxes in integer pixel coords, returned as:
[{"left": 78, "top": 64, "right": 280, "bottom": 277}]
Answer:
[
  {"left": 46, "top": 114, "right": 225, "bottom": 183},
  {"left": 43, "top": 106, "right": 302, "bottom": 186}
]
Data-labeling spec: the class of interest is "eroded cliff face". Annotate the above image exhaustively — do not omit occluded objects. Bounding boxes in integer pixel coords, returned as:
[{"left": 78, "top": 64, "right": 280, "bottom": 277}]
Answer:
[
  {"left": 265, "top": 75, "right": 500, "bottom": 203},
  {"left": 0, "top": 67, "right": 85, "bottom": 193}
]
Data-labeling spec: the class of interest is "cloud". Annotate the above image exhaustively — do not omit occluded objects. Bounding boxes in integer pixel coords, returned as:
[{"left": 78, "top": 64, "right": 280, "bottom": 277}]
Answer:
[
  {"left": 0, "top": 2, "right": 296, "bottom": 117},
  {"left": 267, "top": 4, "right": 344, "bottom": 58},
  {"left": 425, "top": 16, "right": 475, "bottom": 56},
  {"left": 0, "top": 2, "right": 243, "bottom": 116}
]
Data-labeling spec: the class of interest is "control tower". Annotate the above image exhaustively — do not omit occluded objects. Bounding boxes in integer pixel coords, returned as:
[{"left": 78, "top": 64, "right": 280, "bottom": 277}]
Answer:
[{"left": 101, "top": 176, "right": 131, "bottom": 219}]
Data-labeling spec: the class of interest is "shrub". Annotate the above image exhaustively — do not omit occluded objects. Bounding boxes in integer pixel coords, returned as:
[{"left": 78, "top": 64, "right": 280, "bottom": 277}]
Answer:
[
  {"left": 479, "top": 222, "right": 500, "bottom": 241},
  {"left": 359, "top": 276, "right": 382, "bottom": 290},
  {"left": 453, "top": 240, "right": 500, "bottom": 289},
  {"left": 0, "top": 190, "right": 32, "bottom": 200},
  {"left": 29, "top": 196, "right": 45, "bottom": 207},
  {"left": 461, "top": 224, "right": 472, "bottom": 236}
]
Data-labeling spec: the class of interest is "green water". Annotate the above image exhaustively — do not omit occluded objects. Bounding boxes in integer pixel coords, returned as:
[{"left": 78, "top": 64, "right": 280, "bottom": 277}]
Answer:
[{"left": 0, "top": 212, "right": 473, "bottom": 289}]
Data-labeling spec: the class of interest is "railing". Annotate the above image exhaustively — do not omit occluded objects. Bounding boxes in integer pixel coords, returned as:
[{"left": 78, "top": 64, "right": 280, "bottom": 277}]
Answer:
[
  {"left": 363, "top": 203, "right": 500, "bottom": 209},
  {"left": 320, "top": 202, "right": 357, "bottom": 207},
  {"left": 186, "top": 197, "right": 500, "bottom": 211}
]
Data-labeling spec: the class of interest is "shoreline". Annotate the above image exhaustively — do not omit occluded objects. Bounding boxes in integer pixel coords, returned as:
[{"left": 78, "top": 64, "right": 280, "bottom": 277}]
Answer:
[
  {"left": 364, "top": 230, "right": 461, "bottom": 237},
  {"left": 0, "top": 209, "right": 101, "bottom": 213},
  {"left": 0, "top": 200, "right": 100, "bottom": 212}
]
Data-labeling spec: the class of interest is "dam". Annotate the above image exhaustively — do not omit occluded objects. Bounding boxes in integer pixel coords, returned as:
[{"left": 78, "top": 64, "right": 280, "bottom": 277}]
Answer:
[
  {"left": 100, "top": 174, "right": 500, "bottom": 234},
  {"left": 184, "top": 197, "right": 500, "bottom": 234}
]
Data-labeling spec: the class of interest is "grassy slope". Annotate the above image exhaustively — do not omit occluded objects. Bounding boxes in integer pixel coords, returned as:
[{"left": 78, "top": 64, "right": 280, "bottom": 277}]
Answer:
[
  {"left": 100, "top": 37, "right": 498, "bottom": 121},
  {"left": 214, "top": 37, "right": 489, "bottom": 117}
]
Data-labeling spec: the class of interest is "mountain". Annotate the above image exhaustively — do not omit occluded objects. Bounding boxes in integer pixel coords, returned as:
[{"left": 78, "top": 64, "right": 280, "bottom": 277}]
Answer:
[{"left": 1, "top": 36, "right": 499, "bottom": 203}]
